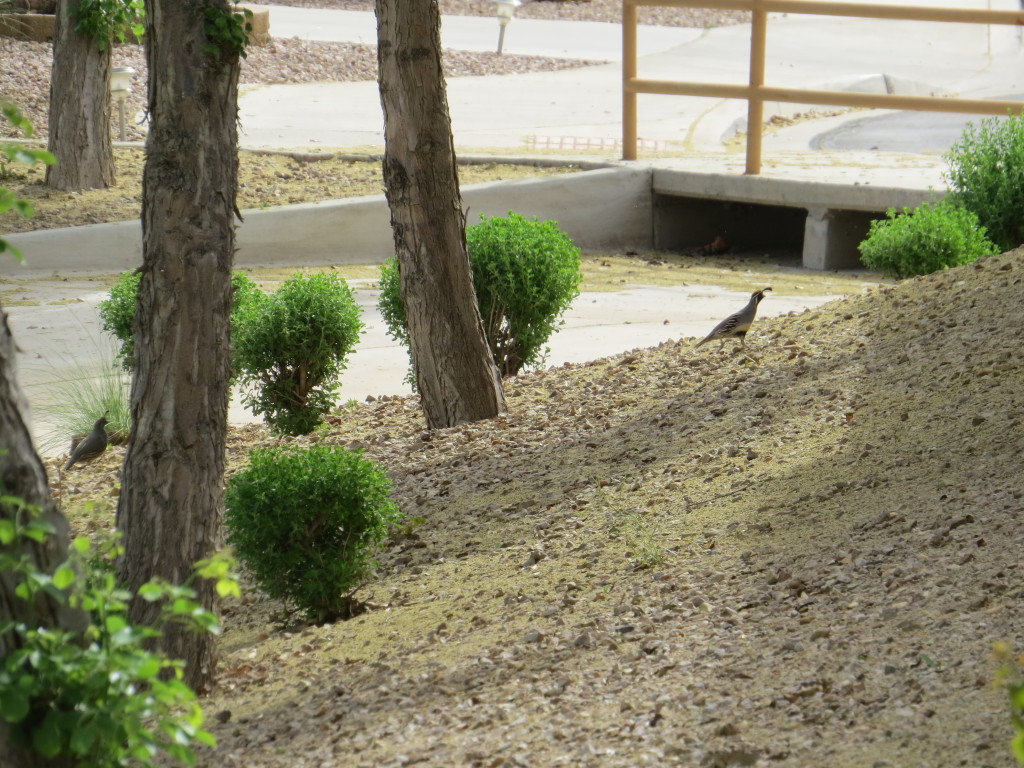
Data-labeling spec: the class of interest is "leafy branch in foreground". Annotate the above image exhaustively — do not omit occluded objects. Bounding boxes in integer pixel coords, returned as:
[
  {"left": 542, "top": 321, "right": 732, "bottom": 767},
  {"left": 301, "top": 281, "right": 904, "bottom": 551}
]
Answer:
[
  {"left": 1, "top": 101, "right": 56, "bottom": 263},
  {"left": 0, "top": 497, "right": 238, "bottom": 767},
  {"left": 994, "top": 641, "right": 1024, "bottom": 765}
]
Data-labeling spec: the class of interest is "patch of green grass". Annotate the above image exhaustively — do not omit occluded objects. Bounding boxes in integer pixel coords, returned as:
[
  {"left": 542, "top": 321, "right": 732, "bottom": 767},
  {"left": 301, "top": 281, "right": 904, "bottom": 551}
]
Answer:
[{"left": 595, "top": 481, "right": 667, "bottom": 569}]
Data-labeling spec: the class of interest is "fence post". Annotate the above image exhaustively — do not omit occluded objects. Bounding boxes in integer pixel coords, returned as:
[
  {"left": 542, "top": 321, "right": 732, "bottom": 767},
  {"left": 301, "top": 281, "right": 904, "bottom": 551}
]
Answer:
[
  {"left": 623, "top": 0, "right": 639, "bottom": 160},
  {"left": 745, "top": 0, "right": 769, "bottom": 174}
]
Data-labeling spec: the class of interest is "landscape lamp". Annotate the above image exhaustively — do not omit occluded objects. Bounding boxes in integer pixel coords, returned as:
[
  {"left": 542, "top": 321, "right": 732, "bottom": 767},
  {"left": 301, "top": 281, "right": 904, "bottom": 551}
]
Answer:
[
  {"left": 494, "top": 0, "right": 520, "bottom": 55},
  {"left": 109, "top": 66, "right": 135, "bottom": 142}
]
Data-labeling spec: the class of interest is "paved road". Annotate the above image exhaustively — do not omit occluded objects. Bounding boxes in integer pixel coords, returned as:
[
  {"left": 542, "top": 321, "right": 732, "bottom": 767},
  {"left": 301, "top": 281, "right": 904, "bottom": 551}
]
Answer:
[{"left": 812, "top": 95, "right": 1022, "bottom": 153}]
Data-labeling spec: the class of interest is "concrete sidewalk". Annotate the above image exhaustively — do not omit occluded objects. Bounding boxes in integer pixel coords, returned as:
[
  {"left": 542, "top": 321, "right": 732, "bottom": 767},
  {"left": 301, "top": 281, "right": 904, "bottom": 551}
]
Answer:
[
  {"left": 239, "top": 2, "right": 1024, "bottom": 161},
  {"left": 12, "top": 278, "right": 841, "bottom": 456}
]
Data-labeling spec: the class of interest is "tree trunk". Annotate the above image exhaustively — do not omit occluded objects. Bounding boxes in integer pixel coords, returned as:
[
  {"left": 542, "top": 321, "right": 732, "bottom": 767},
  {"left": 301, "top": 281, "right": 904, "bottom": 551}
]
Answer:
[
  {"left": 115, "top": 0, "right": 240, "bottom": 694},
  {"left": 0, "top": 303, "right": 88, "bottom": 768},
  {"left": 45, "top": 0, "right": 116, "bottom": 191},
  {"left": 375, "top": 0, "right": 506, "bottom": 430}
]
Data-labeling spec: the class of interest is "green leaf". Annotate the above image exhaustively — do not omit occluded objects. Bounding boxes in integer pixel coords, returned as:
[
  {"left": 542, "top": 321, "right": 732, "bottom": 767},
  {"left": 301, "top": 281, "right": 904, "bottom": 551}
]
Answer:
[
  {"left": 134, "top": 655, "right": 163, "bottom": 680},
  {"left": 138, "top": 581, "right": 167, "bottom": 601},
  {"left": 73, "top": 536, "right": 92, "bottom": 554},
  {"left": 32, "top": 709, "right": 63, "bottom": 758},
  {"left": 1011, "top": 683, "right": 1024, "bottom": 710},
  {"left": 195, "top": 728, "right": 217, "bottom": 747},
  {"left": 69, "top": 720, "right": 97, "bottom": 755},
  {"left": 171, "top": 597, "right": 205, "bottom": 621},
  {"left": 105, "top": 614, "right": 128, "bottom": 635},
  {"left": 0, "top": 519, "right": 15, "bottom": 545},
  {"left": 0, "top": 239, "right": 21, "bottom": 264},
  {"left": 24, "top": 518, "right": 57, "bottom": 538},
  {"left": 0, "top": 689, "right": 30, "bottom": 722},
  {"left": 215, "top": 577, "right": 241, "bottom": 599},
  {"left": 1013, "top": 730, "right": 1024, "bottom": 764},
  {"left": 53, "top": 563, "right": 76, "bottom": 590}
]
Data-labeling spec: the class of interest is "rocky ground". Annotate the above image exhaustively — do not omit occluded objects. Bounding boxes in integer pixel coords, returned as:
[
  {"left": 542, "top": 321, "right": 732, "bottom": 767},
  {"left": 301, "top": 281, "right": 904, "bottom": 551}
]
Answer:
[{"left": 54, "top": 250, "right": 1024, "bottom": 768}]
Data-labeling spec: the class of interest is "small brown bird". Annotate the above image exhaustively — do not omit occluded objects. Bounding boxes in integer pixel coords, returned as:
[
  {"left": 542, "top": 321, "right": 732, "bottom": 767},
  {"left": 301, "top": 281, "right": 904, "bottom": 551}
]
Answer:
[
  {"left": 65, "top": 415, "right": 109, "bottom": 470},
  {"left": 696, "top": 287, "right": 772, "bottom": 349}
]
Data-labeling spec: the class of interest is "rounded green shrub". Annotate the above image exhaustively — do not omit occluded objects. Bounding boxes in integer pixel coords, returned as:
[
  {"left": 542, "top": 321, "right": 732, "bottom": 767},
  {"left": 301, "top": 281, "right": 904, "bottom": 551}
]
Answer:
[
  {"left": 944, "top": 112, "right": 1024, "bottom": 252},
  {"left": 224, "top": 444, "right": 402, "bottom": 622},
  {"left": 99, "top": 269, "right": 261, "bottom": 372},
  {"left": 232, "top": 272, "right": 362, "bottom": 435},
  {"left": 378, "top": 211, "right": 582, "bottom": 377},
  {"left": 377, "top": 256, "right": 408, "bottom": 348},
  {"left": 98, "top": 270, "right": 142, "bottom": 370},
  {"left": 858, "top": 201, "right": 999, "bottom": 279}
]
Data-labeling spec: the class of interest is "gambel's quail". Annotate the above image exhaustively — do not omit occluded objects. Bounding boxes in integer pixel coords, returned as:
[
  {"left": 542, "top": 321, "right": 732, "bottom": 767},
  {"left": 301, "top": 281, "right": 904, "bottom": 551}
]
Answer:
[
  {"left": 65, "top": 415, "right": 110, "bottom": 470},
  {"left": 695, "top": 287, "right": 772, "bottom": 349}
]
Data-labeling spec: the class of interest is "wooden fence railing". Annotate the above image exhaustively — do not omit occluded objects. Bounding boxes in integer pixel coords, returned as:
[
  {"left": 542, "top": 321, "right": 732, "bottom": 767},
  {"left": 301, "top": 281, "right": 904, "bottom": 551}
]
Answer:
[{"left": 622, "top": 0, "right": 1024, "bottom": 172}]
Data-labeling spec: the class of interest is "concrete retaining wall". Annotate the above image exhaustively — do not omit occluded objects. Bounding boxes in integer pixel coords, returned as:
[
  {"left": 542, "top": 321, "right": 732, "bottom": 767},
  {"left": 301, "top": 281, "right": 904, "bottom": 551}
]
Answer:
[
  {"left": 2, "top": 166, "right": 653, "bottom": 276},
  {"left": 651, "top": 168, "right": 945, "bottom": 269}
]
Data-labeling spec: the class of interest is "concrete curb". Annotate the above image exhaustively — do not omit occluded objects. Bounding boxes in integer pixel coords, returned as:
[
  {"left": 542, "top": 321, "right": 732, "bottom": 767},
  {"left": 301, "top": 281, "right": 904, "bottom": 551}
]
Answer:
[{"left": 3, "top": 166, "right": 652, "bottom": 276}]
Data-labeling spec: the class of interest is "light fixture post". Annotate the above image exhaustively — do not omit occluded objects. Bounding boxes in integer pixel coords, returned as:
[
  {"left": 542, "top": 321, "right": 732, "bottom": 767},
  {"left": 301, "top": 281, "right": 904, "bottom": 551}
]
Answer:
[
  {"left": 494, "top": 0, "right": 519, "bottom": 55},
  {"left": 109, "top": 66, "right": 135, "bottom": 142}
]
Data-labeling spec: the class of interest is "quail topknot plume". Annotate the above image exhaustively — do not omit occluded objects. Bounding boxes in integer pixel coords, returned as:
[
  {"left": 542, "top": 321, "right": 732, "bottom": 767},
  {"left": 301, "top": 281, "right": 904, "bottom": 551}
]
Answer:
[
  {"left": 695, "top": 287, "right": 772, "bottom": 349},
  {"left": 65, "top": 415, "right": 110, "bottom": 470}
]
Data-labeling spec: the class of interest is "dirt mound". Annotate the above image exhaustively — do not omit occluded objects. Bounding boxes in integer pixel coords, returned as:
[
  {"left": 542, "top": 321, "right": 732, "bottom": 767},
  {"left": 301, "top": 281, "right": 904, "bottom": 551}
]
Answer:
[{"left": 59, "top": 250, "right": 1023, "bottom": 767}]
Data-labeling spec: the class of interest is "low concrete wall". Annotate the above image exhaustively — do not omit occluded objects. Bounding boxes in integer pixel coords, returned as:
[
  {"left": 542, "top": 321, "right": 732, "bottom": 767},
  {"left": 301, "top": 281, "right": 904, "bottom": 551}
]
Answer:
[
  {"left": 3, "top": 166, "right": 653, "bottom": 276},
  {"left": 652, "top": 168, "right": 945, "bottom": 269},
  {"left": 652, "top": 168, "right": 940, "bottom": 212}
]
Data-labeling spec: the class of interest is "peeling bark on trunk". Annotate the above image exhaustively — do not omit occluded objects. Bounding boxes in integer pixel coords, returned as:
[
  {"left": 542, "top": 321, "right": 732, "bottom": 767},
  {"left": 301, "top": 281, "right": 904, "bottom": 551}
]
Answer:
[
  {"left": 45, "top": 0, "right": 115, "bottom": 191},
  {"left": 0, "top": 302, "right": 88, "bottom": 768},
  {"left": 375, "top": 0, "right": 506, "bottom": 430},
  {"left": 115, "top": 0, "right": 240, "bottom": 693}
]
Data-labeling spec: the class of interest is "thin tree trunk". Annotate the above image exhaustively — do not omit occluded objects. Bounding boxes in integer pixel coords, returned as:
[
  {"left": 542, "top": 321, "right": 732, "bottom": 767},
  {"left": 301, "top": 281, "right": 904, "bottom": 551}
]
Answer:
[
  {"left": 115, "top": 0, "right": 240, "bottom": 693},
  {"left": 45, "top": 0, "right": 115, "bottom": 191},
  {"left": 375, "top": 0, "right": 506, "bottom": 430},
  {"left": 0, "top": 302, "right": 88, "bottom": 768}
]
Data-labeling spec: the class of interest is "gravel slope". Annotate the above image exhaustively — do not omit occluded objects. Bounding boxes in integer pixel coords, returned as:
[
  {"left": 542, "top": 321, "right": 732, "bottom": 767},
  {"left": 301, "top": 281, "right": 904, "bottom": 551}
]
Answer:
[{"left": 56, "top": 249, "right": 1024, "bottom": 768}]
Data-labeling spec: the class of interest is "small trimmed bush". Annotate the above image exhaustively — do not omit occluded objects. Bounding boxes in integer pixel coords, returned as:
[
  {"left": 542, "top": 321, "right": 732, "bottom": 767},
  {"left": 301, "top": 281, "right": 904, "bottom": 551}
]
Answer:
[
  {"left": 99, "top": 269, "right": 261, "bottom": 372},
  {"left": 224, "top": 445, "right": 402, "bottom": 622},
  {"left": 379, "top": 211, "right": 582, "bottom": 377},
  {"left": 232, "top": 272, "right": 363, "bottom": 435},
  {"left": 944, "top": 112, "right": 1024, "bottom": 252},
  {"left": 98, "top": 270, "right": 142, "bottom": 370},
  {"left": 858, "top": 201, "right": 999, "bottom": 279}
]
